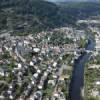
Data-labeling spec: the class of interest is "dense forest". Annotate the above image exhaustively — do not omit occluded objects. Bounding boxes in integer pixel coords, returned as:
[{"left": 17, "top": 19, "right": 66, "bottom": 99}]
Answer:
[
  {"left": 0, "top": 0, "right": 100, "bottom": 34},
  {"left": 0, "top": 0, "right": 64, "bottom": 34},
  {"left": 58, "top": 2, "right": 100, "bottom": 19}
]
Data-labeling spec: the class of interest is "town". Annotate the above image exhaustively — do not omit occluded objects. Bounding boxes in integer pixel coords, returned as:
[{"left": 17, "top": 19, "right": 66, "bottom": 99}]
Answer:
[
  {"left": 0, "top": 0, "right": 100, "bottom": 100},
  {"left": 0, "top": 27, "right": 87, "bottom": 100}
]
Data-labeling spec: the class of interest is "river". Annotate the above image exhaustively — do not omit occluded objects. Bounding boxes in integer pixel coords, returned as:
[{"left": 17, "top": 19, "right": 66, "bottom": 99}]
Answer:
[{"left": 69, "top": 33, "right": 95, "bottom": 100}]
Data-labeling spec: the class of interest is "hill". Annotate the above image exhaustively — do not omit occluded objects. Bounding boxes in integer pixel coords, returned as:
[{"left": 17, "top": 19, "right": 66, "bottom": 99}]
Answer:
[
  {"left": 58, "top": 2, "right": 100, "bottom": 20},
  {"left": 0, "top": 0, "right": 100, "bottom": 35},
  {"left": 0, "top": 0, "right": 66, "bottom": 34}
]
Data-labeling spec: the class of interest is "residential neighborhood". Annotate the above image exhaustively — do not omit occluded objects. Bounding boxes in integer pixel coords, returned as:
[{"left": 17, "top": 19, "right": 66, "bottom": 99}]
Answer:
[{"left": 0, "top": 27, "right": 87, "bottom": 100}]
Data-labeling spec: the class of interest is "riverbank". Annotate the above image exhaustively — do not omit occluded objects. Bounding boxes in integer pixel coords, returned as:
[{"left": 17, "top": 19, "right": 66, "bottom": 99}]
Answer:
[
  {"left": 69, "top": 31, "right": 95, "bottom": 100},
  {"left": 84, "top": 54, "right": 100, "bottom": 100}
]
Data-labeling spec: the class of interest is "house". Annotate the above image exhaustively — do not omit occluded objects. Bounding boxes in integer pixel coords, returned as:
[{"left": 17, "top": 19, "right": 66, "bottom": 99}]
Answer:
[
  {"left": 48, "top": 80, "right": 56, "bottom": 86},
  {"left": 88, "top": 64, "right": 100, "bottom": 69},
  {"left": 0, "top": 95, "right": 4, "bottom": 100},
  {"left": 33, "top": 48, "right": 40, "bottom": 53},
  {"left": 91, "top": 89, "right": 100, "bottom": 97},
  {"left": 18, "top": 63, "right": 22, "bottom": 69},
  {"left": 30, "top": 61, "right": 34, "bottom": 66},
  {"left": 95, "top": 34, "right": 100, "bottom": 52},
  {"left": 33, "top": 73, "right": 39, "bottom": 79},
  {"left": 95, "top": 81, "right": 100, "bottom": 85},
  {"left": 9, "top": 95, "right": 13, "bottom": 100},
  {"left": 0, "top": 69, "right": 4, "bottom": 76},
  {"left": 34, "top": 91, "right": 42, "bottom": 100},
  {"left": 53, "top": 62, "right": 57, "bottom": 67},
  {"left": 64, "top": 44, "right": 78, "bottom": 52},
  {"left": 37, "top": 69, "right": 41, "bottom": 74},
  {"left": 31, "top": 81, "right": 35, "bottom": 85},
  {"left": 38, "top": 85, "right": 43, "bottom": 90}
]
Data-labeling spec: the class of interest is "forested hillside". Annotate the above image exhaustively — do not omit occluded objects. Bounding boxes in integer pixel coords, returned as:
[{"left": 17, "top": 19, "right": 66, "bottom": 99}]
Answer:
[
  {"left": 0, "top": 0, "right": 100, "bottom": 34},
  {"left": 58, "top": 2, "right": 100, "bottom": 20},
  {"left": 0, "top": 0, "right": 66, "bottom": 34}
]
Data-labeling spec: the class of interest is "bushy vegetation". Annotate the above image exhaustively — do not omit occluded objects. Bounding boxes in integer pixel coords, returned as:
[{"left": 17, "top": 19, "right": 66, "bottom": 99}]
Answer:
[
  {"left": 84, "top": 54, "right": 100, "bottom": 100},
  {"left": 89, "top": 54, "right": 100, "bottom": 65},
  {"left": 78, "top": 38, "right": 87, "bottom": 48},
  {"left": 49, "top": 32, "right": 74, "bottom": 45}
]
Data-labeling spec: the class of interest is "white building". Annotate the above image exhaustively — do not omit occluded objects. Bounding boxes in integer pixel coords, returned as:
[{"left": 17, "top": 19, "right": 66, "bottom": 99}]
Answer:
[{"left": 95, "top": 34, "right": 100, "bottom": 52}]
